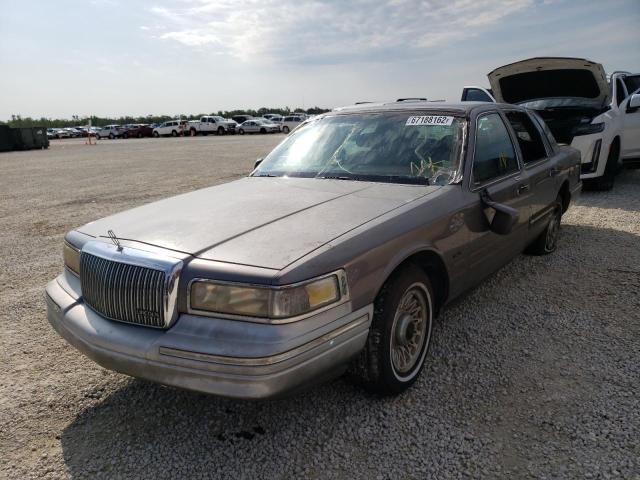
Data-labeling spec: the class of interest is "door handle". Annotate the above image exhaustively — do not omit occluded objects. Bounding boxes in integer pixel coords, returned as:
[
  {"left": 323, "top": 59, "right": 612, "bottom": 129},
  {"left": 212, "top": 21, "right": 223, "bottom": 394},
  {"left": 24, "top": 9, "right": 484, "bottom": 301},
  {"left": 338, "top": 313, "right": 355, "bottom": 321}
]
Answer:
[
  {"left": 549, "top": 168, "right": 560, "bottom": 177},
  {"left": 516, "top": 184, "right": 530, "bottom": 195}
]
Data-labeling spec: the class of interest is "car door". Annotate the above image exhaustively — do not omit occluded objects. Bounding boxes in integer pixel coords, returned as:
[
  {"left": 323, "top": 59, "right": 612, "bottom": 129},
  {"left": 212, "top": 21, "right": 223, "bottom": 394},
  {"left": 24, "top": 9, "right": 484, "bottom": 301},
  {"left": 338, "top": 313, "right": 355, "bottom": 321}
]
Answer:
[
  {"left": 464, "top": 111, "right": 533, "bottom": 277},
  {"left": 622, "top": 92, "right": 640, "bottom": 159},
  {"left": 503, "top": 109, "right": 559, "bottom": 239}
]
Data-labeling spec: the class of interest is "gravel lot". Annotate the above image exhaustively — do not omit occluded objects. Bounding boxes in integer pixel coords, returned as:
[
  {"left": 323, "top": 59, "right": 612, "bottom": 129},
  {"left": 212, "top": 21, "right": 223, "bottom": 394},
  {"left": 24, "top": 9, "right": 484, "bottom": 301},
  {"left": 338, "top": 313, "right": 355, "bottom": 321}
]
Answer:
[{"left": 1, "top": 136, "right": 639, "bottom": 479}]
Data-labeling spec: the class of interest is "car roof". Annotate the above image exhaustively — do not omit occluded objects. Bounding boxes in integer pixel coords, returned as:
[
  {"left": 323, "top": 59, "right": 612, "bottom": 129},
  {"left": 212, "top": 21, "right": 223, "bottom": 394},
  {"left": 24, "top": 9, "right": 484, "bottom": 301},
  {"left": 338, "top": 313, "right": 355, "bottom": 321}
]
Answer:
[{"left": 331, "top": 100, "right": 517, "bottom": 116}]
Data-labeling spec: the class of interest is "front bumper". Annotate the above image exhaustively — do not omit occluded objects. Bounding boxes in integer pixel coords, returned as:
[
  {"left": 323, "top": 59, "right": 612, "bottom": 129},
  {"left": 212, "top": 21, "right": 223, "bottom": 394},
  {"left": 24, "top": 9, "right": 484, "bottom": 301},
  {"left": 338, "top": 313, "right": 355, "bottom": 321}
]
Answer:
[{"left": 45, "top": 275, "right": 371, "bottom": 399}]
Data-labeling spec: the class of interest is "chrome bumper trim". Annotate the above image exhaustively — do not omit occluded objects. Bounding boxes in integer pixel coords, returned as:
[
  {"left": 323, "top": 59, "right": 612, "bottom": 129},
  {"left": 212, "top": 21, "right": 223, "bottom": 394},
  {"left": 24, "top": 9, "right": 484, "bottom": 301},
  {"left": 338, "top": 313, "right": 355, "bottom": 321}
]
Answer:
[{"left": 159, "top": 313, "right": 369, "bottom": 367}]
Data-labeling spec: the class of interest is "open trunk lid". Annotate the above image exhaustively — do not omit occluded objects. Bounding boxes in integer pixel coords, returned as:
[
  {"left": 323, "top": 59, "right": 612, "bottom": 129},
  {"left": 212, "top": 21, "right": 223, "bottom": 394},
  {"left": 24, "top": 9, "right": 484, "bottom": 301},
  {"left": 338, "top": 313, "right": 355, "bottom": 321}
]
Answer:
[{"left": 488, "top": 57, "right": 610, "bottom": 107}]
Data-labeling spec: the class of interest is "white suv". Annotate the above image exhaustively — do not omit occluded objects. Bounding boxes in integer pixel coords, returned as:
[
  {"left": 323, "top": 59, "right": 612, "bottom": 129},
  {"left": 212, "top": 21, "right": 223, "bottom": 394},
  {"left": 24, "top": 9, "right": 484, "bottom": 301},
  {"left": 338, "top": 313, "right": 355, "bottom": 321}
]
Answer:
[
  {"left": 152, "top": 120, "right": 187, "bottom": 137},
  {"left": 462, "top": 57, "right": 640, "bottom": 190}
]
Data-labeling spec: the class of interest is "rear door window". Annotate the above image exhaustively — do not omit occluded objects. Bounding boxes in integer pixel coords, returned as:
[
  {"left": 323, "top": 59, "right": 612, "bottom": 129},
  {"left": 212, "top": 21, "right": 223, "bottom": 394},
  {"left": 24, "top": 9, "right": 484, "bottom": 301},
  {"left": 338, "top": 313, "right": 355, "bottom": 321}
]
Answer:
[
  {"left": 504, "top": 111, "right": 548, "bottom": 164},
  {"left": 624, "top": 75, "right": 640, "bottom": 95},
  {"left": 472, "top": 113, "right": 519, "bottom": 184}
]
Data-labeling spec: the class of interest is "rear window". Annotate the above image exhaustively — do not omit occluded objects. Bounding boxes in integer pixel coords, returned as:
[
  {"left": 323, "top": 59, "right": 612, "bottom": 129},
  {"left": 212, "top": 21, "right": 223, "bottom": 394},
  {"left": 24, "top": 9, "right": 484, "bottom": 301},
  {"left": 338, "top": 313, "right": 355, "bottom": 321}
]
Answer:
[{"left": 624, "top": 75, "right": 640, "bottom": 95}]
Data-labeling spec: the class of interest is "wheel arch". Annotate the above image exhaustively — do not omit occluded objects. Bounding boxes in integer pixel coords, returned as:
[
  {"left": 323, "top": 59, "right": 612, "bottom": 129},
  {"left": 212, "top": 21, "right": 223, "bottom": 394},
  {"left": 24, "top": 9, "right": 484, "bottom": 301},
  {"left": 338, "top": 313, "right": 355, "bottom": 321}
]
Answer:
[{"left": 376, "top": 248, "right": 450, "bottom": 316}]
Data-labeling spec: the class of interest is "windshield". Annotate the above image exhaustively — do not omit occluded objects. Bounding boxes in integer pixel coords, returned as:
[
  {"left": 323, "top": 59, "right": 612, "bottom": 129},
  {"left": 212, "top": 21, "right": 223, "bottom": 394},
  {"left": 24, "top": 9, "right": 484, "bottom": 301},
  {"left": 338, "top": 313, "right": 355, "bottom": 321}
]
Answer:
[{"left": 253, "top": 112, "right": 465, "bottom": 185}]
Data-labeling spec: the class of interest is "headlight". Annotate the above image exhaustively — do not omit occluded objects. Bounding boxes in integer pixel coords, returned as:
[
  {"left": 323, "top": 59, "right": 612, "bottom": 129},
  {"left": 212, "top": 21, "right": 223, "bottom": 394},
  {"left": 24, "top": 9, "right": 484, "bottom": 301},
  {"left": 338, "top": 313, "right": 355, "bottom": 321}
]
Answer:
[
  {"left": 63, "top": 242, "right": 80, "bottom": 275},
  {"left": 189, "top": 271, "right": 345, "bottom": 321},
  {"left": 573, "top": 121, "right": 605, "bottom": 136}
]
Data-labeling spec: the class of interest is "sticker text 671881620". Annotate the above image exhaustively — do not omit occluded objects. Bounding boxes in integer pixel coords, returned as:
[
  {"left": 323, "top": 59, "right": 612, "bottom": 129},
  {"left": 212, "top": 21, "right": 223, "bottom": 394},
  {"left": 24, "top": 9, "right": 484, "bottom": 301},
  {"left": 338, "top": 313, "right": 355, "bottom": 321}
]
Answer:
[{"left": 405, "top": 116, "right": 454, "bottom": 126}]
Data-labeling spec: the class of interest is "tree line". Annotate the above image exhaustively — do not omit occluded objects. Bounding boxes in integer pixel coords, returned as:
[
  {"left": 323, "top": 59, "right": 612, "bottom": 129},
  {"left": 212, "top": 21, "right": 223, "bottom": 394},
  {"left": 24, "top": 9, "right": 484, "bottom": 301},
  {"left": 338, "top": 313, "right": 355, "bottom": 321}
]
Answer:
[{"left": 1, "top": 107, "right": 331, "bottom": 128}]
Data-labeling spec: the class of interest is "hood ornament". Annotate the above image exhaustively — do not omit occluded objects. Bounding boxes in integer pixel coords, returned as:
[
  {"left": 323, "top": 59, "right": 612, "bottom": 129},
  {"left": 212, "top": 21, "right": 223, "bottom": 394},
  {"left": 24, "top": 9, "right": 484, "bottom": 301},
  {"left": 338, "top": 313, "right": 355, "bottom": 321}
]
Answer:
[{"left": 107, "top": 230, "right": 123, "bottom": 251}]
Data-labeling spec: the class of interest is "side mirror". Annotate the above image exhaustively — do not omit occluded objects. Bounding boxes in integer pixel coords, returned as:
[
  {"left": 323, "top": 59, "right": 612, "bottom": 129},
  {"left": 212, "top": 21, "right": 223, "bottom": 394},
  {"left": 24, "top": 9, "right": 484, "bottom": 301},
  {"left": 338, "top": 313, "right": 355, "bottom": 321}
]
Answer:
[
  {"left": 254, "top": 158, "right": 263, "bottom": 169},
  {"left": 627, "top": 93, "right": 640, "bottom": 112},
  {"left": 480, "top": 190, "right": 519, "bottom": 235}
]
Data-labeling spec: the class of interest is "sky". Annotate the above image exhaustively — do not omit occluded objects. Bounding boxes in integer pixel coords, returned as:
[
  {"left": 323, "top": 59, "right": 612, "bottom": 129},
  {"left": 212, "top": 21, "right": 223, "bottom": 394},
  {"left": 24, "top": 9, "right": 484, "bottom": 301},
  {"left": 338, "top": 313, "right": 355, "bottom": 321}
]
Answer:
[{"left": 0, "top": 0, "right": 639, "bottom": 120}]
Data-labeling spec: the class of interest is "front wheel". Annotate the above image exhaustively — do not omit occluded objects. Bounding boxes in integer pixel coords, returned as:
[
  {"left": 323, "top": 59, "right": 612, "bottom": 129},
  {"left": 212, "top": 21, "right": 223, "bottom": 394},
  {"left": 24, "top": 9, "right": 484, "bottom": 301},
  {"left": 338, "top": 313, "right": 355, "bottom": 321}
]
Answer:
[
  {"left": 152, "top": 131, "right": 159, "bottom": 138},
  {"left": 96, "top": 134, "right": 101, "bottom": 140},
  {"left": 283, "top": 126, "right": 290, "bottom": 133},
  {"left": 123, "top": 133, "right": 129, "bottom": 139},
  {"left": 137, "top": 132, "right": 143, "bottom": 138},
  {"left": 350, "top": 264, "right": 434, "bottom": 395},
  {"left": 217, "top": 127, "right": 225, "bottom": 135},
  {"left": 239, "top": 129, "right": 245, "bottom": 135},
  {"left": 526, "top": 196, "right": 562, "bottom": 255},
  {"left": 171, "top": 130, "right": 178, "bottom": 137},
  {"left": 108, "top": 133, "right": 115, "bottom": 139}
]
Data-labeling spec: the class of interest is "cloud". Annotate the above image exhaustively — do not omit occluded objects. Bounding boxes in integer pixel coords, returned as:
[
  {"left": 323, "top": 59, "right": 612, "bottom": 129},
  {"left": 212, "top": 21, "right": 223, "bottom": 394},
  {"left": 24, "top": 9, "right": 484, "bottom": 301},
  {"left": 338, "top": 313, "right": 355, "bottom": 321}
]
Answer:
[{"left": 148, "top": 0, "right": 535, "bottom": 63}]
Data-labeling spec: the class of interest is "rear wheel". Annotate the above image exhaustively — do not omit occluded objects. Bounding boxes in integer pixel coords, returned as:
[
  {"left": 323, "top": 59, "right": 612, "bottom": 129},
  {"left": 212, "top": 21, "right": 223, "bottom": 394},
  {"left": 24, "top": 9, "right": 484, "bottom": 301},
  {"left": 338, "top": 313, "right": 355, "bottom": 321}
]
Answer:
[
  {"left": 137, "top": 132, "right": 143, "bottom": 138},
  {"left": 526, "top": 195, "right": 562, "bottom": 255},
  {"left": 171, "top": 130, "right": 178, "bottom": 137},
  {"left": 283, "top": 126, "right": 290, "bottom": 133},
  {"left": 108, "top": 133, "right": 115, "bottom": 139},
  {"left": 217, "top": 127, "right": 225, "bottom": 135},
  {"left": 239, "top": 129, "right": 245, "bottom": 135},
  {"left": 350, "top": 264, "right": 434, "bottom": 395},
  {"left": 123, "top": 133, "right": 129, "bottom": 139},
  {"left": 260, "top": 128, "right": 266, "bottom": 134}
]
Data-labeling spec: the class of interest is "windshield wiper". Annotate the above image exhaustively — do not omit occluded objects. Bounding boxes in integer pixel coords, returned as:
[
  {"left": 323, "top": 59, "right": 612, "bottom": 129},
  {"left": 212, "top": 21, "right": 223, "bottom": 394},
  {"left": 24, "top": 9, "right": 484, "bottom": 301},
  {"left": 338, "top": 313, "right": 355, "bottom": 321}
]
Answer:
[{"left": 317, "top": 175, "right": 355, "bottom": 181}]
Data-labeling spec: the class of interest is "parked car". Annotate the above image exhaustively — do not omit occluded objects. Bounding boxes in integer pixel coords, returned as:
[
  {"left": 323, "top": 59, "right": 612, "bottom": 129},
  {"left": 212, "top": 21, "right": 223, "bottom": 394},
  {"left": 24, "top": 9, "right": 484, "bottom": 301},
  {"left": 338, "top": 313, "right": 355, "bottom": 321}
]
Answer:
[
  {"left": 281, "top": 115, "right": 305, "bottom": 133},
  {"left": 186, "top": 116, "right": 237, "bottom": 136},
  {"left": 51, "top": 128, "right": 72, "bottom": 139},
  {"left": 47, "top": 101, "right": 581, "bottom": 400},
  {"left": 46, "top": 128, "right": 57, "bottom": 139},
  {"left": 122, "top": 124, "right": 154, "bottom": 138},
  {"left": 152, "top": 120, "right": 188, "bottom": 137},
  {"left": 231, "top": 115, "right": 255, "bottom": 124},
  {"left": 96, "top": 125, "right": 125, "bottom": 140},
  {"left": 238, "top": 119, "right": 280, "bottom": 134},
  {"left": 462, "top": 57, "right": 640, "bottom": 190},
  {"left": 263, "top": 114, "right": 284, "bottom": 123}
]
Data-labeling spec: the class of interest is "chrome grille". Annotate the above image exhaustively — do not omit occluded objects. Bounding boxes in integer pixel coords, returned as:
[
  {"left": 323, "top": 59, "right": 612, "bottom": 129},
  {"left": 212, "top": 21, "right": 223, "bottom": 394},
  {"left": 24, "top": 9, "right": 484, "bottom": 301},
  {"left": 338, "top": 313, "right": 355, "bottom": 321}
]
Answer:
[{"left": 80, "top": 252, "right": 166, "bottom": 328}]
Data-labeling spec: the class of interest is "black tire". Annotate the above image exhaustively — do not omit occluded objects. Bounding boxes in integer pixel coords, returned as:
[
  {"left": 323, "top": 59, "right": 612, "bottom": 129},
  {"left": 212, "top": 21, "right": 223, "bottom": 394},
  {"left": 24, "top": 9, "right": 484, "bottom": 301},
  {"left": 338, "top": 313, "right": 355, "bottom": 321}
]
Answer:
[
  {"left": 96, "top": 134, "right": 101, "bottom": 140},
  {"left": 350, "top": 264, "right": 434, "bottom": 395},
  {"left": 586, "top": 141, "right": 619, "bottom": 191},
  {"left": 239, "top": 129, "right": 245, "bottom": 135},
  {"left": 108, "top": 133, "right": 115, "bottom": 139},
  {"left": 217, "top": 127, "right": 225, "bottom": 135},
  {"left": 260, "top": 128, "right": 266, "bottom": 134},
  {"left": 137, "top": 132, "right": 143, "bottom": 138},
  {"left": 171, "top": 130, "right": 178, "bottom": 137},
  {"left": 190, "top": 128, "right": 197, "bottom": 136},
  {"left": 153, "top": 131, "right": 159, "bottom": 138},
  {"left": 123, "top": 133, "right": 129, "bottom": 139},
  {"left": 525, "top": 195, "right": 562, "bottom": 255},
  {"left": 283, "top": 126, "right": 290, "bottom": 133}
]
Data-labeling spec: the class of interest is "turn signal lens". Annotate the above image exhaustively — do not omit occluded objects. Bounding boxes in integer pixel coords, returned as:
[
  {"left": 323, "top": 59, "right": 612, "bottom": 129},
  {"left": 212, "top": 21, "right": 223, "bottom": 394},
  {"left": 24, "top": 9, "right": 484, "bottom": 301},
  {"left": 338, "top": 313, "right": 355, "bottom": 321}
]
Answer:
[{"left": 63, "top": 242, "right": 80, "bottom": 276}]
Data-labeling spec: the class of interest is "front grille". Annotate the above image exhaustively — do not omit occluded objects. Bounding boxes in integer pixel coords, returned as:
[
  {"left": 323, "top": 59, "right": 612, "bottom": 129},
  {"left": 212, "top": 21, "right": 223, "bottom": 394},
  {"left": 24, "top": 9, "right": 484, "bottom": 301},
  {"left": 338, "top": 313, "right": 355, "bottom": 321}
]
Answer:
[{"left": 80, "top": 253, "right": 167, "bottom": 328}]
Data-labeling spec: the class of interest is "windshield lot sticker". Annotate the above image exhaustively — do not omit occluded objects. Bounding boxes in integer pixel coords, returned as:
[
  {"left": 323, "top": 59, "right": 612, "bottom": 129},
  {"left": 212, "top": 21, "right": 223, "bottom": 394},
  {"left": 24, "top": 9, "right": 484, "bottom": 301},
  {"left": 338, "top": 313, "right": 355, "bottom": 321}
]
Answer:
[{"left": 405, "top": 116, "right": 454, "bottom": 126}]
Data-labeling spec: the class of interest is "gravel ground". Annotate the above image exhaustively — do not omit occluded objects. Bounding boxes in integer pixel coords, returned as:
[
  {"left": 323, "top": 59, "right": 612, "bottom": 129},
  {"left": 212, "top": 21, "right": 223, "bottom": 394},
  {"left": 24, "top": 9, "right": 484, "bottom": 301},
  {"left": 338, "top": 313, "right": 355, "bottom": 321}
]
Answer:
[{"left": 1, "top": 137, "right": 639, "bottom": 480}]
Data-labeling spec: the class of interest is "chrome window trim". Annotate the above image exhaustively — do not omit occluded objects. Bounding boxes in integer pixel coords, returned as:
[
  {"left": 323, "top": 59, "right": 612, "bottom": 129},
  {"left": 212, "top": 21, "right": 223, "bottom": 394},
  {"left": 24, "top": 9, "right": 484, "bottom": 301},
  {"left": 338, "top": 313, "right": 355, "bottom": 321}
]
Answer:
[
  {"left": 468, "top": 110, "right": 522, "bottom": 193},
  {"left": 158, "top": 313, "right": 369, "bottom": 367},
  {"left": 187, "top": 269, "right": 350, "bottom": 325},
  {"left": 80, "top": 241, "right": 183, "bottom": 329}
]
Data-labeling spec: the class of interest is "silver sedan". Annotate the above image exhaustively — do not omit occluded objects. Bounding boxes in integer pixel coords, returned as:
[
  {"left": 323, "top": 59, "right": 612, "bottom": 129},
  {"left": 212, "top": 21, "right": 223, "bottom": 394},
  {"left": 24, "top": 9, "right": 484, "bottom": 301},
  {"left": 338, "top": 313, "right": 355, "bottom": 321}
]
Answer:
[{"left": 238, "top": 119, "right": 280, "bottom": 134}]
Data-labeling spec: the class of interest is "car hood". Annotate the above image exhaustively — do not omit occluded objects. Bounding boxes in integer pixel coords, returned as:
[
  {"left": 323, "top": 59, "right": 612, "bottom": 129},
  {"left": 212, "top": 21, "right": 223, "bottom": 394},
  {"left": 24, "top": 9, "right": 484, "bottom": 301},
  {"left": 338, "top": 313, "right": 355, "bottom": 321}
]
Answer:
[
  {"left": 77, "top": 177, "right": 440, "bottom": 270},
  {"left": 488, "top": 57, "right": 610, "bottom": 106}
]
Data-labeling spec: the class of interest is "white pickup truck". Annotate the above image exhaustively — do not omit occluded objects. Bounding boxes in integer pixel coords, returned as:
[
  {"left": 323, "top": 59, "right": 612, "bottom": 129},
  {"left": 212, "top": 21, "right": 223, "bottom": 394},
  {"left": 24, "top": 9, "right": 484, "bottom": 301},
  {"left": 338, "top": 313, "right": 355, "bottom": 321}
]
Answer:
[
  {"left": 186, "top": 116, "right": 237, "bottom": 136},
  {"left": 462, "top": 57, "right": 640, "bottom": 190}
]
